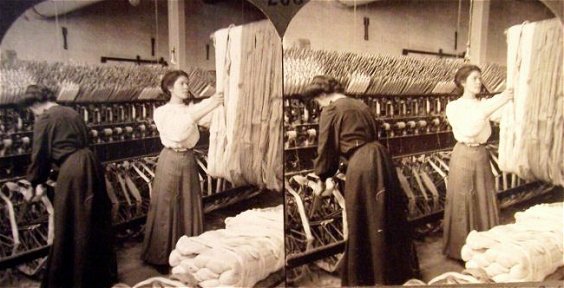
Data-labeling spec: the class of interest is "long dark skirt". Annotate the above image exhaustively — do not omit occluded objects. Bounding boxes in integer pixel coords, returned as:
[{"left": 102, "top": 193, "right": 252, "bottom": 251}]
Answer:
[
  {"left": 443, "top": 143, "right": 499, "bottom": 260},
  {"left": 142, "top": 148, "right": 203, "bottom": 265},
  {"left": 341, "top": 142, "right": 419, "bottom": 286},
  {"left": 42, "top": 148, "right": 117, "bottom": 288}
]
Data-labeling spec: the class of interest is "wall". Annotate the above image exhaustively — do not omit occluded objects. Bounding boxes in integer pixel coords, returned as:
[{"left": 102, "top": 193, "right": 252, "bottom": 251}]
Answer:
[
  {"left": 184, "top": 0, "right": 267, "bottom": 69},
  {"left": 284, "top": 0, "right": 471, "bottom": 58},
  {"left": 1, "top": 0, "right": 169, "bottom": 65},
  {"left": 2, "top": 0, "right": 553, "bottom": 68},
  {"left": 486, "top": 0, "right": 555, "bottom": 65},
  {"left": 284, "top": 0, "right": 555, "bottom": 65},
  {"left": 0, "top": 0, "right": 267, "bottom": 70}
]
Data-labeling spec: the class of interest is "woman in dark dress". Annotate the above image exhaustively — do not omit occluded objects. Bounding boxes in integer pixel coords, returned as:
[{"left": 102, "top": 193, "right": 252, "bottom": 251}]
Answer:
[
  {"left": 18, "top": 85, "right": 117, "bottom": 288},
  {"left": 305, "top": 75, "right": 419, "bottom": 286}
]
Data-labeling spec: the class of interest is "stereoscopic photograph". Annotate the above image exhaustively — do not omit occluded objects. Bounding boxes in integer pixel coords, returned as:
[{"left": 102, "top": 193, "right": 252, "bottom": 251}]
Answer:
[
  {"left": 0, "top": 0, "right": 283, "bottom": 287},
  {"left": 0, "top": 0, "right": 562, "bottom": 288},
  {"left": 281, "top": 0, "right": 563, "bottom": 287}
]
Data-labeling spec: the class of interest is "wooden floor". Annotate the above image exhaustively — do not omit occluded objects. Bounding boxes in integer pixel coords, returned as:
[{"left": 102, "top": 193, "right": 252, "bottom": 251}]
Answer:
[
  {"left": 0, "top": 190, "right": 283, "bottom": 288},
  {"left": 115, "top": 189, "right": 284, "bottom": 287},
  {"left": 292, "top": 188, "right": 564, "bottom": 286},
  {"left": 1, "top": 189, "right": 561, "bottom": 287}
]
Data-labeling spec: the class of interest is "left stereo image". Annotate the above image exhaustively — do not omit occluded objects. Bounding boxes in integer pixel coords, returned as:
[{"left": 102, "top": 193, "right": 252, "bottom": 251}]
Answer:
[{"left": 0, "top": 1, "right": 285, "bottom": 287}]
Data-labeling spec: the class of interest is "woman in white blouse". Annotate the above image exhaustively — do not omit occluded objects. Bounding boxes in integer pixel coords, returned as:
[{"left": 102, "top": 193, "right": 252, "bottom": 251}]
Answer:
[
  {"left": 443, "top": 65, "right": 513, "bottom": 260},
  {"left": 142, "top": 70, "right": 222, "bottom": 269}
]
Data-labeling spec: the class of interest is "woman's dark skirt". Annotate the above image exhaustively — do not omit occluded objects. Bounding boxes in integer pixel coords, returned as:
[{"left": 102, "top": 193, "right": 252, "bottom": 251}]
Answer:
[
  {"left": 42, "top": 148, "right": 117, "bottom": 288},
  {"left": 443, "top": 143, "right": 499, "bottom": 260},
  {"left": 341, "top": 142, "right": 419, "bottom": 286},
  {"left": 141, "top": 148, "right": 203, "bottom": 265}
]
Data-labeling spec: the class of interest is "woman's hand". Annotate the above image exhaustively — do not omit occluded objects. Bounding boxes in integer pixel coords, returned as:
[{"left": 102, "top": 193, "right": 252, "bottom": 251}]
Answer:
[
  {"left": 313, "top": 178, "right": 336, "bottom": 197},
  {"left": 321, "top": 178, "right": 335, "bottom": 197},
  {"left": 315, "top": 179, "right": 326, "bottom": 196},
  {"left": 211, "top": 92, "right": 224, "bottom": 107},
  {"left": 503, "top": 88, "right": 514, "bottom": 101},
  {"left": 32, "top": 184, "right": 47, "bottom": 201}
]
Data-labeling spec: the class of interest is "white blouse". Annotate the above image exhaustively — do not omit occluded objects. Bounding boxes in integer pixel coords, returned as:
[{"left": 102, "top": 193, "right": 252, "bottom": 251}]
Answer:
[
  {"left": 153, "top": 99, "right": 213, "bottom": 149},
  {"left": 446, "top": 95, "right": 506, "bottom": 144}
]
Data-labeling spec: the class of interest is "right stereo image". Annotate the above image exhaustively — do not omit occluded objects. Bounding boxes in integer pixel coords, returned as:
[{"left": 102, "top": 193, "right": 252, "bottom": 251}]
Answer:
[{"left": 281, "top": 1, "right": 563, "bottom": 287}]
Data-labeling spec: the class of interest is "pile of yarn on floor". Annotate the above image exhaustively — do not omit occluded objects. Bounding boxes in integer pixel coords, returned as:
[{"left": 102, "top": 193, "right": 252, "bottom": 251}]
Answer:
[
  {"left": 461, "top": 202, "right": 563, "bottom": 282},
  {"left": 168, "top": 205, "right": 284, "bottom": 287}
]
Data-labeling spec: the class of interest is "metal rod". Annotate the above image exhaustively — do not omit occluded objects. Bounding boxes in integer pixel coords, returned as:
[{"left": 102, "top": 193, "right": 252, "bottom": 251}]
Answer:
[
  {"left": 285, "top": 240, "right": 346, "bottom": 269},
  {"left": 100, "top": 56, "right": 168, "bottom": 66},
  {"left": 402, "top": 49, "right": 465, "bottom": 59}
]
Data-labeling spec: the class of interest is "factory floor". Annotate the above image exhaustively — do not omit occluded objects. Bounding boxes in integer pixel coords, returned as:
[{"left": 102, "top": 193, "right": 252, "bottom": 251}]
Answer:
[
  {"left": 292, "top": 188, "right": 564, "bottom": 287},
  {"left": 0, "top": 189, "right": 284, "bottom": 288},
  {"left": 2, "top": 189, "right": 562, "bottom": 288},
  {"left": 115, "top": 189, "right": 284, "bottom": 287}
]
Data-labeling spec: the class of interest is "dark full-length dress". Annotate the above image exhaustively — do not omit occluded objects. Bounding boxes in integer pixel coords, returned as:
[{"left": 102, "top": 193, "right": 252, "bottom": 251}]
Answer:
[
  {"left": 141, "top": 148, "right": 203, "bottom": 265},
  {"left": 442, "top": 143, "right": 499, "bottom": 260},
  {"left": 141, "top": 102, "right": 204, "bottom": 266},
  {"left": 443, "top": 97, "right": 502, "bottom": 260},
  {"left": 28, "top": 105, "right": 117, "bottom": 288},
  {"left": 314, "top": 97, "right": 419, "bottom": 286}
]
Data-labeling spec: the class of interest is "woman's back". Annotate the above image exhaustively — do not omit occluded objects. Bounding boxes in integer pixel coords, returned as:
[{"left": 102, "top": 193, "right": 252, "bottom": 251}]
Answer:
[
  {"left": 321, "top": 97, "right": 378, "bottom": 157},
  {"left": 34, "top": 105, "right": 89, "bottom": 163}
]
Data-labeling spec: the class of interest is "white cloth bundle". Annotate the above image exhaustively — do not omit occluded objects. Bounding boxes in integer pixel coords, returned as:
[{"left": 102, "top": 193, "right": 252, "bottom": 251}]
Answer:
[
  {"left": 461, "top": 202, "right": 564, "bottom": 282},
  {"left": 498, "top": 21, "right": 535, "bottom": 179},
  {"left": 207, "top": 106, "right": 226, "bottom": 178},
  {"left": 168, "top": 205, "right": 284, "bottom": 287},
  {"left": 499, "top": 18, "right": 564, "bottom": 186},
  {"left": 208, "top": 25, "right": 242, "bottom": 181},
  {"left": 404, "top": 271, "right": 484, "bottom": 286},
  {"left": 208, "top": 21, "right": 283, "bottom": 192}
]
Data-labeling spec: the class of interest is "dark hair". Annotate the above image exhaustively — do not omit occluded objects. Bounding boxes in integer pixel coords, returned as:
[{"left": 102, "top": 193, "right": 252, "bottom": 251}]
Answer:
[
  {"left": 453, "top": 65, "right": 482, "bottom": 95},
  {"left": 303, "top": 75, "right": 344, "bottom": 98},
  {"left": 17, "top": 85, "right": 56, "bottom": 108},
  {"left": 160, "top": 70, "right": 189, "bottom": 101}
]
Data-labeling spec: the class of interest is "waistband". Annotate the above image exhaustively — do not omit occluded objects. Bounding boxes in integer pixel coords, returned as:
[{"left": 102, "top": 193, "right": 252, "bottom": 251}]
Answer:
[
  {"left": 165, "top": 147, "right": 192, "bottom": 153},
  {"left": 458, "top": 142, "right": 486, "bottom": 147},
  {"left": 346, "top": 140, "right": 380, "bottom": 159},
  {"left": 57, "top": 147, "right": 90, "bottom": 166}
]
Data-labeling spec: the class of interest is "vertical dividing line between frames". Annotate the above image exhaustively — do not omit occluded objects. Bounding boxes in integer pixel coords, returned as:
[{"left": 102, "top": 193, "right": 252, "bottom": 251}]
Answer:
[
  {"left": 154, "top": 0, "right": 159, "bottom": 62},
  {"left": 280, "top": 20, "right": 300, "bottom": 284},
  {"left": 280, "top": 29, "right": 288, "bottom": 284}
]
